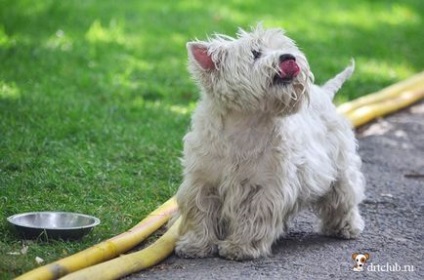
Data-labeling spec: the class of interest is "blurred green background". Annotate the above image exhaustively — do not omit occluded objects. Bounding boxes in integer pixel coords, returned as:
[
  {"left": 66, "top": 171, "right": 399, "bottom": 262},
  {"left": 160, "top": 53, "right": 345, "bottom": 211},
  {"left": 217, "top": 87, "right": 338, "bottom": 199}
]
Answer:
[{"left": 1, "top": 0, "right": 423, "bottom": 278}]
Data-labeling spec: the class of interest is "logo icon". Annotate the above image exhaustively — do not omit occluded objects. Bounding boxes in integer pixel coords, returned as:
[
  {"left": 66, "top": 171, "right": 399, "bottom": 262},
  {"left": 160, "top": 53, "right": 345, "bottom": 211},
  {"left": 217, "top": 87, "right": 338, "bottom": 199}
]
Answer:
[{"left": 352, "top": 252, "right": 370, "bottom": 271}]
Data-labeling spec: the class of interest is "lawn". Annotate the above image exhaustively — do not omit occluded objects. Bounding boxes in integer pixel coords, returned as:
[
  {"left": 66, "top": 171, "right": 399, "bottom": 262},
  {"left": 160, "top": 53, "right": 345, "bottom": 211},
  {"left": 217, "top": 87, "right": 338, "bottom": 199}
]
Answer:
[{"left": 0, "top": 0, "right": 423, "bottom": 278}]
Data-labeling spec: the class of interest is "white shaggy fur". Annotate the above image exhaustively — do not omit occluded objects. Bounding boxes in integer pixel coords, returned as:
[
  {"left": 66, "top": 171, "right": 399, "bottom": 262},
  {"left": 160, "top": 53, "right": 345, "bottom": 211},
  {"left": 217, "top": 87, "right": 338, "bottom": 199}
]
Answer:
[{"left": 174, "top": 25, "right": 365, "bottom": 261}]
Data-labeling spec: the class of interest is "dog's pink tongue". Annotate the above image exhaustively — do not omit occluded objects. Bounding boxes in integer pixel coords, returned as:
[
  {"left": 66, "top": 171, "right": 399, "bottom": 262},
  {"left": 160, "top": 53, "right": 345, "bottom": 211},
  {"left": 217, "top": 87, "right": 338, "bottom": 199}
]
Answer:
[{"left": 280, "top": 60, "right": 300, "bottom": 79}]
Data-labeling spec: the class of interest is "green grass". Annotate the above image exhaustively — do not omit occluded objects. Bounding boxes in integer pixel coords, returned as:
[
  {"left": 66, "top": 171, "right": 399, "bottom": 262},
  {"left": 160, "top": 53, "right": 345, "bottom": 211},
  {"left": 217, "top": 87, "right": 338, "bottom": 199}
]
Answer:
[{"left": 0, "top": 0, "right": 423, "bottom": 278}]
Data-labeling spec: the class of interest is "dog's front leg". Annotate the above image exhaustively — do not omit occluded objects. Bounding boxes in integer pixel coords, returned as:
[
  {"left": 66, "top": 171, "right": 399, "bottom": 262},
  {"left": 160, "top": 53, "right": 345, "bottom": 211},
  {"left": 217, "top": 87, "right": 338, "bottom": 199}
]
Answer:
[
  {"left": 175, "top": 178, "right": 221, "bottom": 258},
  {"left": 217, "top": 183, "right": 288, "bottom": 261}
]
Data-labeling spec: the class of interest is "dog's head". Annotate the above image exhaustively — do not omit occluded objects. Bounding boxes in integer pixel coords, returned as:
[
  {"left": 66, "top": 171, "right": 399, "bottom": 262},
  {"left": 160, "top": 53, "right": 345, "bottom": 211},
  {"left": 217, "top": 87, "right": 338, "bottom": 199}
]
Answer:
[
  {"left": 187, "top": 24, "right": 313, "bottom": 115},
  {"left": 352, "top": 253, "right": 370, "bottom": 271}
]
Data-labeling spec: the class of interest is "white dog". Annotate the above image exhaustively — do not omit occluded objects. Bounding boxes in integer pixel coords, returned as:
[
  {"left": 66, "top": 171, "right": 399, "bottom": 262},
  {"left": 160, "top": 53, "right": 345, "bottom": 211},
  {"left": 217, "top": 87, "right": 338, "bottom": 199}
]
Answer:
[{"left": 174, "top": 25, "right": 365, "bottom": 261}]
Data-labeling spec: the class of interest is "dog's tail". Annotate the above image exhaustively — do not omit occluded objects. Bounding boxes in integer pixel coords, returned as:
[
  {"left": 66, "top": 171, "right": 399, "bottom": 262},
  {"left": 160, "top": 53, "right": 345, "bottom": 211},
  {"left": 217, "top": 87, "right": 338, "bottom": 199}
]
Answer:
[{"left": 323, "top": 59, "right": 355, "bottom": 100}]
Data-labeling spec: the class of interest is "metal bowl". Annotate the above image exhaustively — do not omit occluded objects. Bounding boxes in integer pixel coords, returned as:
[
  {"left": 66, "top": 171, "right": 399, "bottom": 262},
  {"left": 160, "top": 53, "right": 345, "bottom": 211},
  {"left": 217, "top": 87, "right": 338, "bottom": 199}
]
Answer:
[{"left": 7, "top": 212, "right": 100, "bottom": 240}]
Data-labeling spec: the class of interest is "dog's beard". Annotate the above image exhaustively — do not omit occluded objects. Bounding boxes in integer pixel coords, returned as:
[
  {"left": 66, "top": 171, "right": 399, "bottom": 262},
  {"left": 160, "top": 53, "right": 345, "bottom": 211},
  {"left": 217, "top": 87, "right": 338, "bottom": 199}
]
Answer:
[{"left": 270, "top": 69, "right": 310, "bottom": 115}]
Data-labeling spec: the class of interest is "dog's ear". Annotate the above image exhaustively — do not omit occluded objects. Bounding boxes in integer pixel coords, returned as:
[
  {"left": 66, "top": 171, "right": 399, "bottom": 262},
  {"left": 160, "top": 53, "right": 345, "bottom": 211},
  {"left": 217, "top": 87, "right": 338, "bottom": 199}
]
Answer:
[
  {"left": 364, "top": 253, "right": 370, "bottom": 260},
  {"left": 352, "top": 253, "right": 359, "bottom": 260},
  {"left": 187, "top": 42, "right": 216, "bottom": 71}
]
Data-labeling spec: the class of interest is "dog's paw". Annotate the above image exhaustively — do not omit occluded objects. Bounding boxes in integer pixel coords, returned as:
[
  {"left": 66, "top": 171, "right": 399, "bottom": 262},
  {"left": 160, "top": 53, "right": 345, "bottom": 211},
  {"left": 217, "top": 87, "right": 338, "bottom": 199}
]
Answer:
[
  {"left": 323, "top": 224, "right": 361, "bottom": 239},
  {"left": 353, "top": 267, "right": 363, "bottom": 271},
  {"left": 175, "top": 242, "right": 217, "bottom": 259},
  {"left": 321, "top": 207, "right": 365, "bottom": 239},
  {"left": 322, "top": 214, "right": 364, "bottom": 239},
  {"left": 217, "top": 241, "right": 267, "bottom": 261}
]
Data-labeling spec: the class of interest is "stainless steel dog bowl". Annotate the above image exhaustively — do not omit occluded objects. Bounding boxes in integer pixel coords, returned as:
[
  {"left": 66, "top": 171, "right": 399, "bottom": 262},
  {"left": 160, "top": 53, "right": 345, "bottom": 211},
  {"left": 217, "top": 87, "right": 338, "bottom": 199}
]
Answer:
[{"left": 7, "top": 212, "right": 100, "bottom": 240}]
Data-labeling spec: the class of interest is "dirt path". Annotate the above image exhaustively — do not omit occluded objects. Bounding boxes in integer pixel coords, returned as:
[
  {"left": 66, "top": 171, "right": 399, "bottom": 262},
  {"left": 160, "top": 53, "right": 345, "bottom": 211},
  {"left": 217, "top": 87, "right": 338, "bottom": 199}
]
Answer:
[{"left": 127, "top": 102, "right": 424, "bottom": 280}]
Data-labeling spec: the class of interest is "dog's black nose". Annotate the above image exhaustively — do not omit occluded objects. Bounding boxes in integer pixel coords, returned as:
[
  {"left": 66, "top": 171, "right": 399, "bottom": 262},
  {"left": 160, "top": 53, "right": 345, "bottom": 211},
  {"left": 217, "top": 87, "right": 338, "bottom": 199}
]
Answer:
[{"left": 280, "top": 54, "right": 296, "bottom": 62}]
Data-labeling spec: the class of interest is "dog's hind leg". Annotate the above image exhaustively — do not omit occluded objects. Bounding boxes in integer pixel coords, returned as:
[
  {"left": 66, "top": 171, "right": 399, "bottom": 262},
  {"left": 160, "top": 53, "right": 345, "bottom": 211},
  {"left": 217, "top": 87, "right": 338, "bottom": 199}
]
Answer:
[{"left": 315, "top": 151, "right": 365, "bottom": 239}]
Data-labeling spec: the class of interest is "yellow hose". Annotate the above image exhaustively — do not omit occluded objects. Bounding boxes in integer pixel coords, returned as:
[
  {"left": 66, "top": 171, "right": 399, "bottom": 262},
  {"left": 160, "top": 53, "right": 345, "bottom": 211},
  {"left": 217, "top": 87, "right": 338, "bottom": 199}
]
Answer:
[
  {"left": 337, "top": 71, "right": 424, "bottom": 115},
  {"left": 60, "top": 218, "right": 181, "bottom": 280},
  {"left": 344, "top": 88, "right": 424, "bottom": 127}
]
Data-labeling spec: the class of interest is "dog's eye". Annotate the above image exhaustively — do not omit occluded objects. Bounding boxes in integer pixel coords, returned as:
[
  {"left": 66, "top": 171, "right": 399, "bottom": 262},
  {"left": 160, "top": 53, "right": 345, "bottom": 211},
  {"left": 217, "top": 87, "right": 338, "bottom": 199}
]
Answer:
[{"left": 252, "top": 50, "right": 261, "bottom": 60}]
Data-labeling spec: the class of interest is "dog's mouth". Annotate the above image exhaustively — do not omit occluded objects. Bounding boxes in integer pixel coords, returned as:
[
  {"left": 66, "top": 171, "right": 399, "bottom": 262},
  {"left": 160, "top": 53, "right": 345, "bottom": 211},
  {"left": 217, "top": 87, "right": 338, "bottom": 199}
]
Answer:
[{"left": 273, "top": 54, "right": 300, "bottom": 85}]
